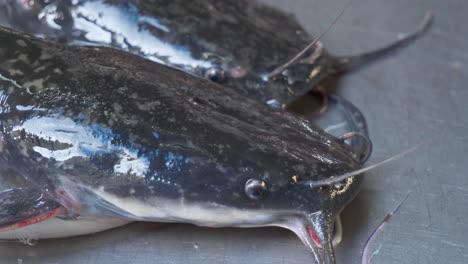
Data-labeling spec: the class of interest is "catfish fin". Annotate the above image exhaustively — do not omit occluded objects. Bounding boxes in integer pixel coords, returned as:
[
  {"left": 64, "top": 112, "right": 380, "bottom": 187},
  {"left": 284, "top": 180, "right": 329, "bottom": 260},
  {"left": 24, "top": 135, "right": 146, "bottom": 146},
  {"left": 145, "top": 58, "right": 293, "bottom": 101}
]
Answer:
[
  {"left": 0, "top": 187, "right": 65, "bottom": 232},
  {"left": 281, "top": 211, "right": 337, "bottom": 264}
]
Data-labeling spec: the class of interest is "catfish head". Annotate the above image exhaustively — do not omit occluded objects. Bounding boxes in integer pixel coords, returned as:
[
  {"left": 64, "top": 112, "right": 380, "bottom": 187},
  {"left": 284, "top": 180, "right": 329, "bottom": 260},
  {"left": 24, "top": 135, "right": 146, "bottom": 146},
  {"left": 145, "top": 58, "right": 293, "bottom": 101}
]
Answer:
[
  {"left": 0, "top": 26, "right": 363, "bottom": 263},
  {"left": 202, "top": 10, "right": 432, "bottom": 109},
  {"left": 0, "top": 0, "right": 431, "bottom": 112}
]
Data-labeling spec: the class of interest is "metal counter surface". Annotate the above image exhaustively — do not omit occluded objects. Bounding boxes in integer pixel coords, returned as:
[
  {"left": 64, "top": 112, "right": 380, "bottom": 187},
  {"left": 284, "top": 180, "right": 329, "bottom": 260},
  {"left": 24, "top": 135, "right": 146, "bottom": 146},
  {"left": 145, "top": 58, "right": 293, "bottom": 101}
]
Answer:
[{"left": 1, "top": 0, "right": 466, "bottom": 263}]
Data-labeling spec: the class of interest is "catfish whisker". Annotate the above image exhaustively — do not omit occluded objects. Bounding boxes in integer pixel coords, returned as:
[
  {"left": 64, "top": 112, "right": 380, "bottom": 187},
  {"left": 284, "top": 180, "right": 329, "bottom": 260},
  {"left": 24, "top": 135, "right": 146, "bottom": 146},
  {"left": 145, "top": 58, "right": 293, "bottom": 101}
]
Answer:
[
  {"left": 267, "top": 0, "right": 353, "bottom": 78},
  {"left": 300, "top": 142, "right": 426, "bottom": 188},
  {"left": 361, "top": 193, "right": 410, "bottom": 264}
]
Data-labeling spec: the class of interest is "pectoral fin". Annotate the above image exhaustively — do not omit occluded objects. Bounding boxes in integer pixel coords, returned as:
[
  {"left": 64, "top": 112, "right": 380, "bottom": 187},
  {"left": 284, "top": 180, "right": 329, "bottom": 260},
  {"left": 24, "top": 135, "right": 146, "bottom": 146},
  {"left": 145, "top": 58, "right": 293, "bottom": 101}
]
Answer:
[
  {"left": 280, "top": 211, "right": 337, "bottom": 264},
  {"left": 0, "top": 187, "right": 66, "bottom": 232}
]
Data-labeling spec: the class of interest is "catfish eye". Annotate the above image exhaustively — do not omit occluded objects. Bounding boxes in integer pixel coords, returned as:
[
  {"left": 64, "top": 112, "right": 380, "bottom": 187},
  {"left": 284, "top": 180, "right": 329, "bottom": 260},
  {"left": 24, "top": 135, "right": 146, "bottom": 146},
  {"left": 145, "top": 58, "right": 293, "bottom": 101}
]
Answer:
[
  {"left": 205, "top": 67, "right": 225, "bottom": 82},
  {"left": 244, "top": 179, "right": 267, "bottom": 200}
]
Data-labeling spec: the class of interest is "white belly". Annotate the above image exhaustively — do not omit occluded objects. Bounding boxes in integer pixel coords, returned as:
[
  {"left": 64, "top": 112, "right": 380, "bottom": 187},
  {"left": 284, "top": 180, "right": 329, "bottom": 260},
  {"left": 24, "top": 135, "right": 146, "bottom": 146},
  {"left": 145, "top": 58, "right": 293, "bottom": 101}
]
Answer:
[{"left": 0, "top": 217, "right": 130, "bottom": 240}]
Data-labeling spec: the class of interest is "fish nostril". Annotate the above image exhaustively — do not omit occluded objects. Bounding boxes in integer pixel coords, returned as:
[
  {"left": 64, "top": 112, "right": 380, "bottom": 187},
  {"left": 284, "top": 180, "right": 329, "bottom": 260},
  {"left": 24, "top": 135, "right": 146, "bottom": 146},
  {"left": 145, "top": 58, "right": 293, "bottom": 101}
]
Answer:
[{"left": 244, "top": 178, "right": 268, "bottom": 200}]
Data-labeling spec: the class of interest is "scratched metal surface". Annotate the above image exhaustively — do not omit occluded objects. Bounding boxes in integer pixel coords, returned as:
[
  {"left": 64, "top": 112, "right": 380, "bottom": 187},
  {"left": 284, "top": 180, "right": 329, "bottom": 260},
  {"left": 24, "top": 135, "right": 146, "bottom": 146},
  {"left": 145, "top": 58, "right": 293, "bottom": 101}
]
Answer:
[{"left": 0, "top": 0, "right": 466, "bottom": 263}]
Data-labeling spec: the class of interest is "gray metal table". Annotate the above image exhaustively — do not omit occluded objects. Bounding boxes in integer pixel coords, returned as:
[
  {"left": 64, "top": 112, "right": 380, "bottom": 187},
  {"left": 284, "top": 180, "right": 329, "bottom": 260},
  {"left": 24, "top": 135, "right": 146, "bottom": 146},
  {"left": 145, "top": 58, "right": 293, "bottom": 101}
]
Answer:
[{"left": 1, "top": 0, "right": 467, "bottom": 263}]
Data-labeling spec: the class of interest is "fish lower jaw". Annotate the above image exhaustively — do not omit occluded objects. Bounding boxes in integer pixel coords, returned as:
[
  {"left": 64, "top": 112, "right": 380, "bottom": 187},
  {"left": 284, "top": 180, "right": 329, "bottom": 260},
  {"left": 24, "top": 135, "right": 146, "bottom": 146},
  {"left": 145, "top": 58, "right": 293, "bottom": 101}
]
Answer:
[{"left": 0, "top": 217, "right": 130, "bottom": 240}]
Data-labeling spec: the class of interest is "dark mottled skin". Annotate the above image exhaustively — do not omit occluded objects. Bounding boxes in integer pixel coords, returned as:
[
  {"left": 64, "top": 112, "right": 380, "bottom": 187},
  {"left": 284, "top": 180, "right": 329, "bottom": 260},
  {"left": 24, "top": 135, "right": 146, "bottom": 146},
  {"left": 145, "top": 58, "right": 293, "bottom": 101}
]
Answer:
[
  {"left": 0, "top": 0, "right": 375, "bottom": 165},
  {"left": 0, "top": 0, "right": 339, "bottom": 107},
  {"left": 0, "top": 26, "right": 360, "bottom": 213},
  {"left": 0, "top": 0, "right": 430, "bottom": 114},
  {"left": 0, "top": 27, "right": 362, "bottom": 262}
]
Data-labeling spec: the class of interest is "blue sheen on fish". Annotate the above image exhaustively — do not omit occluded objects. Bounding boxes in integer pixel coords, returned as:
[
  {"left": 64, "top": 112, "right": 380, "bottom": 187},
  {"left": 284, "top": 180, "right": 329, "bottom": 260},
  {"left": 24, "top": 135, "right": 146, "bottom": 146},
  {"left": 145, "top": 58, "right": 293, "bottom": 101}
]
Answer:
[
  {"left": 0, "top": 27, "right": 364, "bottom": 263},
  {"left": 0, "top": 0, "right": 431, "bottom": 109}
]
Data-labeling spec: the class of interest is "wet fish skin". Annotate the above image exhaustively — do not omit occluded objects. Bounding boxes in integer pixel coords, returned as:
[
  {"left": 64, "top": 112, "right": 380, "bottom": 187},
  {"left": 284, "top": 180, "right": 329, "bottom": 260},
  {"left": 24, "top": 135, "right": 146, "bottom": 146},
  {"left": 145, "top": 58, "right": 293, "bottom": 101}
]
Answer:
[
  {"left": 0, "top": 0, "right": 430, "bottom": 111},
  {"left": 0, "top": 0, "right": 346, "bottom": 107},
  {"left": 0, "top": 27, "right": 362, "bottom": 262},
  {"left": 0, "top": 0, "right": 373, "bottom": 159},
  {"left": 0, "top": 25, "right": 359, "bottom": 213}
]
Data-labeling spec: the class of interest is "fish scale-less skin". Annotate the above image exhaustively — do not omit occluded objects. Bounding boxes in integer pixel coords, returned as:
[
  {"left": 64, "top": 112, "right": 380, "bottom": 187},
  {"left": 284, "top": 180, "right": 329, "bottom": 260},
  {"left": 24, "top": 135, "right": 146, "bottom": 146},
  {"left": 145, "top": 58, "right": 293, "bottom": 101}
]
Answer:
[
  {"left": 0, "top": 28, "right": 363, "bottom": 263},
  {"left": 0, "top": 26, "right": 361, "bottom": 217},
  {"left": 0, "top": 0, "right": 429, "bottom": 113},
  {"left": 0, "top": 1, "right": 375, "bottom": 164},
  {"left": 0, "top": 0, "right": 323, "bottom": 106}
]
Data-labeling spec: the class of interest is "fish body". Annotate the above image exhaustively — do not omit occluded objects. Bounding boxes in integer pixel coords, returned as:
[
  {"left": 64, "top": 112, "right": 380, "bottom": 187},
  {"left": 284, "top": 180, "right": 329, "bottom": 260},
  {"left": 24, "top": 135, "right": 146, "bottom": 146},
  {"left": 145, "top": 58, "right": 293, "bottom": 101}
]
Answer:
[
  {"left": 0, "top": 0, "right": 379, "bottom": 166},
  {"left": 0, "top": 0, "right": 314, "bottom": 105},
  {"left": 0, "top": 27, "right": 362, "bottom": 263},
  {"left": 0, "top": 0, "right": 430, "bottom": 109}
]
